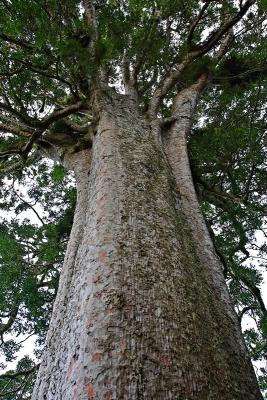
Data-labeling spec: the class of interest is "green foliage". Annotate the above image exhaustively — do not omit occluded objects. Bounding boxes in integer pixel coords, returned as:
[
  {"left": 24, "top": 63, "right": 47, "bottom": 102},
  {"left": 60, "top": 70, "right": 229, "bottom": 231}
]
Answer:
[
  {"left": 0, "top": 0, "right": 266, "bottom": 397},
  {"left": 0, "top": 356, "right": 37, "bottom": 399},
  {"left": 51, "top": 165, "right": 67, "bottom": 182},
  {"left": 260, "top": 0, "right": 267, "bottom": 12},
  {"left": 0, "top": 160, "right": 75, "bottom": 397},
  {"left": 189, "top": 78, "right": 267, "bottom": 377}
]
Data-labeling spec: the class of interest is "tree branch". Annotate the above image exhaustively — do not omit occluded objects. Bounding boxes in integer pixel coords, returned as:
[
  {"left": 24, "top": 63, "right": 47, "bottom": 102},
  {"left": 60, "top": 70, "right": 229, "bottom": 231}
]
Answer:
[
  {"left": 16, "top": 194, "right": 45, "bottom": 225},
  {"left": 195, "top": 178, "right": 250, "bottom": 257},
  {"left": 213, "top": 29, "right": 234, "bottom": 64},
  {"left": 240, "top": 276, "right": 266, "bottom": 314},
  {"left": 0, "top": 307, "right": 19, "bottom": 334},
  {"left": 0, "top": 122, "right": 31, "bottom": 138},
  {"left": 148, "top": 0, "right": 255, "bottom": 117},
  {"left": 0, "top": 151, "right": 39, "bottom": 174},
  {"left": 64, "top": 120, "right": 90, "bottom": 134},
  {"left": 0, "top": 148, "right": 22, "bottom": 158},
  {"left": 0, "top": 67, "right": 23, "bottom": 77},
  {"left": 19, "top": 61, "right": 77, "bottom": 97},
  {"left": 0, "top": 102, "right": 38, "bottom": 127},
  {"left": 187, "top": 3, "right": 210, "bottom": 47},
  {"left": 148, "top": 60, "right": 189, "bottom": 117},
  {"left": 139, "top": 68, "right": 159, "bottom": 96},
  {"left": 0, "top": 364, "right": 39, "bottom": 380},
  {"left": 40, "top": 102, "right": 85, "bottom": 128},
  {"left": 0, "top": 159, "right": 24, "bottom": 173},
  {"left": 82, "top": 0, "right": 98, "bottom": 45},
  {"left": 238, "top": 305, "right": 258, "bottom": 324},
  {"left": 22, "top": 129, "right": 44, "bottom": 156},
  {"left": 214, "top": 66, "right": 267, "bottom": 85},
  {"left": 122, "top": 53, "right": 131, "bottom": 89},
  {"left": 0, "top": 31, "right": 33, "bottom": 50},
  {"left": 189, "top": 0, "right": 255, "bottom": 59}
]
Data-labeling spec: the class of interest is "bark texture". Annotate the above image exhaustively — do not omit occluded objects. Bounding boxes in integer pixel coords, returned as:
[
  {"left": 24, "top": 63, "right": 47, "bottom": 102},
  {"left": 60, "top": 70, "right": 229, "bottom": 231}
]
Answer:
[{"left": 32, "top": 91, "right": 262, "bottom": 400}]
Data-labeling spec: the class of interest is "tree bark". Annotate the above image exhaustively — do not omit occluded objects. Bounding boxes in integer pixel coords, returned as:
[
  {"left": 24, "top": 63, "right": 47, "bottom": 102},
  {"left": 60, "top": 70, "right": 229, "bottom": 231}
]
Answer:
[{"left": 32, "top": 91, "right": 262, "bottom": 400}]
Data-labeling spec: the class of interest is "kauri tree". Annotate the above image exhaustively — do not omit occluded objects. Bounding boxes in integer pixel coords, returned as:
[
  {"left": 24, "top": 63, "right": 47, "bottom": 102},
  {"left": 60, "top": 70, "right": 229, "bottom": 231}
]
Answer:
[{"left": 0, "top": 0, "right": 266, "bottom": 399}]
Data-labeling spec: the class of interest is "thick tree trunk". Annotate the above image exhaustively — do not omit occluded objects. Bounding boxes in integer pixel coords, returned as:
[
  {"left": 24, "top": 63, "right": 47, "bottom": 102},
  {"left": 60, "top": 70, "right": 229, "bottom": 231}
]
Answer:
[{"left": 32, "top": 92, "right": 262, "bottom": 399}]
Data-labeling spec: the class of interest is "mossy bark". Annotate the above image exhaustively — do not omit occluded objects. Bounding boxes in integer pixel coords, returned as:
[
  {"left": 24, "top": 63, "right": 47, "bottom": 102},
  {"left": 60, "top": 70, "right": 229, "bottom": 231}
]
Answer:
[{"left": 32, "top": 92, "right": 262, "bottom": 400}]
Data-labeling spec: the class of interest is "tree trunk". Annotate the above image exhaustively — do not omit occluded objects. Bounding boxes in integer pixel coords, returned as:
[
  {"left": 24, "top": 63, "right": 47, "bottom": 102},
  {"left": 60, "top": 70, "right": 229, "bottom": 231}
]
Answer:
[{"left": 32, "top": 91, "right": 262, "bottom": 400}]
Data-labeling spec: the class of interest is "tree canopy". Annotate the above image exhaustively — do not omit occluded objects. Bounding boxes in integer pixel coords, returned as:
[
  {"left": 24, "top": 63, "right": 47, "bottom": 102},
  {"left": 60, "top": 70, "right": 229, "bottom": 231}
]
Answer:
[{"left": 0, "top": 0, "right": 266, "bottom": 398}]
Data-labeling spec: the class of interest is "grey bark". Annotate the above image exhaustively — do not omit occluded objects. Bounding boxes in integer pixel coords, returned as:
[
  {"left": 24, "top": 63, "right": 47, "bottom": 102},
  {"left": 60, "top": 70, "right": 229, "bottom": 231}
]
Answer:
[{"left": 32, "top": 90, "right": 262, "bottom": 400}]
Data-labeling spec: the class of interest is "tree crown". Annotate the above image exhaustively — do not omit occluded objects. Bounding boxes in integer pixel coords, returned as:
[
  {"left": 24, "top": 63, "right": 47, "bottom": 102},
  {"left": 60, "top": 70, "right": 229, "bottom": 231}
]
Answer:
[{"left": 0, "top": 0, "right": 266, "bottom": 397}]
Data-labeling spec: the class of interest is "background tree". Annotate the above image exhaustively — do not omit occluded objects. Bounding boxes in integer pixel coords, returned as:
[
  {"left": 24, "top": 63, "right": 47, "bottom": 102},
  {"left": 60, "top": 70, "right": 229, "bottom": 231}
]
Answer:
[{"left": 0, "top": 0, "right": 266, "bottom": 399}]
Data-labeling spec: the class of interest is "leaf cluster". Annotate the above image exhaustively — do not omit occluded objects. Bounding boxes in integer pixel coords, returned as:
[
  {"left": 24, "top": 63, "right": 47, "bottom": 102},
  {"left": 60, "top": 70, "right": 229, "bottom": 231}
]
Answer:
[{"left": 0, "top": 160, "right": 75, "bottom": 398}]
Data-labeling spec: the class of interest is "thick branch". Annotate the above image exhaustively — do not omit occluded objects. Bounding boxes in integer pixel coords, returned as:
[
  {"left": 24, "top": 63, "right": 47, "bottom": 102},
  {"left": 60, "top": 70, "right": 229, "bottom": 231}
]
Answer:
[
  {"left": 0, "top": 31, "right": 33, "bottom": 49},
  {"left": 0, "top": 364, "right": 39, "bottom": 380},
  {"left": 189, "top": 0, "right": 255, "bottom": 59},
  {"left": 122, "top": 54, "right": 131, "bottom": 89},
  {"left": 0, "top": 159, "right": 24, "bottom": 173},
  {"left": 22, "top": 129, "right": 44, "bottom": 155},
  {"left": 148, "top": 0, "right": 254, "bottom": 117},
  {"left": 0, "top": 123, "right": 31, "bottom": 138},
  {"left": 213, "top": 29, "right": 234, "bottom": 64},
  {"left": 148, "top": 60, "right": 189, "bottom": 117},
  {"left": 0, "top": 102, "right": 38, "bottom": 127},
  {"left": 0, "top": 148, "right": 22, "bottom": 158},
  {"left": 171, "top": 72, "right": 209, "bottom": 121},
  {"left": 238, "top": 305, "right": 259, "bottom": 324},
  {"left": 40, "top": 102, "right": 85, "bottom": 128},
  {"left": 240, "top": 276, "right": 266, "bottom": 314},
  {"left": 64, "top": 120, "right": 90, "bottom": 134},
  {"left": 0, "top": 151, "right": 38, "bottom": 173},
  {"left": 0, "top": 129, "right": 43, "bottom": 162},
  {"left": 0, "top": 307, "right": 19, "bottom": 334},
  {"left": 187, "top": 3, "right": 210, "bottom": 46},
  {"left": 82, "top": 0, "right": 98, "bottom": 45}
]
